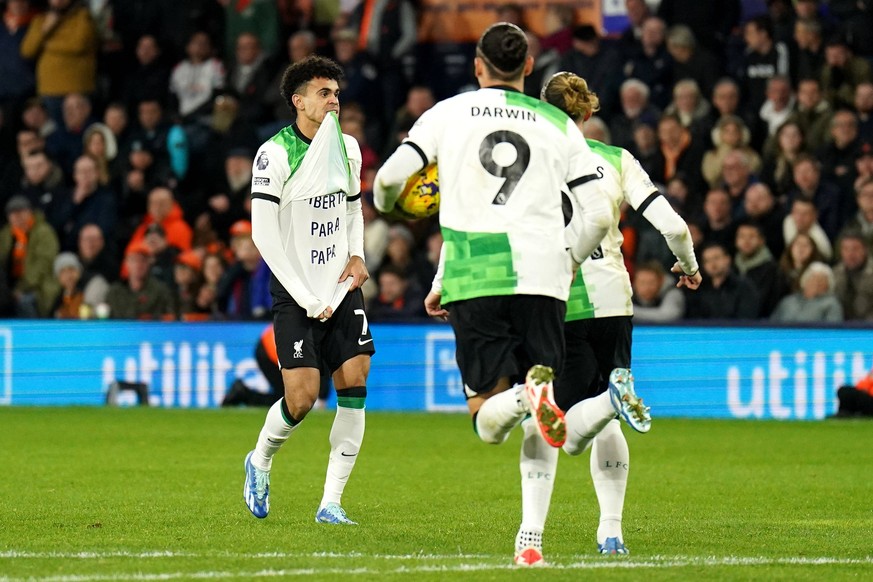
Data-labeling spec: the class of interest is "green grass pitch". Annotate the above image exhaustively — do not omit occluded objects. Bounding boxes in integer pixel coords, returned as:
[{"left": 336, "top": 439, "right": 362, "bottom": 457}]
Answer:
[{"left": 1, "top": 407, "right": 871, "bottom": 581}]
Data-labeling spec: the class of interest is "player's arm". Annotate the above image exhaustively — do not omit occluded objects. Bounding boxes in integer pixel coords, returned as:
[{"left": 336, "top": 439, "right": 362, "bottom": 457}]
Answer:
[
  {"left": 565, "top": 171, "right": 613, "bottom": 266},
  {"left": 373, "top": 143, "right": 429, "bottom": 213},
  {"left": 250, "top": 144, "right": 327, "bottom": 318},
  {"left": 374, "top": 107, "right": 439, "bottom": 213},
  {"left": 563, "top": 128, "right": 613, "bottom": 264},
  {"left": 620, "top": 149, "right": 701, "bottom": 289},
  {"left": 424, "top": 242, "right": 448, "bottom": 321},
  {"left": 340, "top": 135, "right": 368, "bottom": 290}
]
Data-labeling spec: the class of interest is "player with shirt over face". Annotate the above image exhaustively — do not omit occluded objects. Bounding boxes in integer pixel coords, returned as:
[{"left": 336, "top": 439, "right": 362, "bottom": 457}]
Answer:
[
  {"left": 374, "top": 23, "right": 613, "bottom": 566},
  {"left": 541, "top": 72, "right": 702, "bottom": 555},
  {"left": 242, "top": 56, "right": 374, "bottom": 526}
]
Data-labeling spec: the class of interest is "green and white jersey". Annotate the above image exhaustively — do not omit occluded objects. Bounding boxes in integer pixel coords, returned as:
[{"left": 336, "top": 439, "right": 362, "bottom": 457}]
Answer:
[
  {"left": 401, "top": 87, "right": 601, "bottom": 304},
  {"left": 565, "top": 140, "right": 698, "bottom": 321},
  {"left": 250, "top": 112, "right": 362, "bottom": 315}
]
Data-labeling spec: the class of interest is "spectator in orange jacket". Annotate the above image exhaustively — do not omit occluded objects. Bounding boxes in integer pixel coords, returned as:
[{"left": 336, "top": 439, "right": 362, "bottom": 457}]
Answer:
[{"left": 125, "top": 186, "right": 193, "bottom": 256}]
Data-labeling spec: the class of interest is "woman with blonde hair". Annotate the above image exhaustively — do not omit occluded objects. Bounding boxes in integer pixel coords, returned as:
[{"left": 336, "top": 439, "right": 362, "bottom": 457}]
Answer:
[
  {"left": 663, "top": 79, "right": 710, "bottom": 133},
  {"left": 778, "top": 231, "right": 826, "bottom": 291},
  {"left": 82, "top": 123, "right": 117, "bottom": 185},
  {"left": 760, "top": 120, "right": 807, "bottom": 199},
  {"left": 701, "top": 115, "right": 762, "bottom": 188},
  {"left": 540, "top": 71, "right": 701, "bottom": 556}
]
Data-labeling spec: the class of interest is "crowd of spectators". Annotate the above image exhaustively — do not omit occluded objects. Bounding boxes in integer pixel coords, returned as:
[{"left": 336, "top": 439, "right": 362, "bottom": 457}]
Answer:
[{"left": 1, "top": 0, "right": 873, "bottom": 324}]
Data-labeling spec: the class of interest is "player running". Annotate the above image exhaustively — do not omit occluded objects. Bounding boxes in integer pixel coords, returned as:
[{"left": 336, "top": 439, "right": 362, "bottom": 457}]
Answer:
[
  {"left": 541, "top": 71, "right": 702, "bottom": 554},
  {"left": 242, "top": 56, "right": 374, "bottom": 525},
  {"left": 374, "top": 23, "right": 612, "bottom": 566}
]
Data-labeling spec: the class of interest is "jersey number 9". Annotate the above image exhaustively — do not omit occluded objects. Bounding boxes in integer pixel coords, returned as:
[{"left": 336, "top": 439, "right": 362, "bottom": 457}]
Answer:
[{"left": 479, "top": 130, "right": 531, "bottom": 205}]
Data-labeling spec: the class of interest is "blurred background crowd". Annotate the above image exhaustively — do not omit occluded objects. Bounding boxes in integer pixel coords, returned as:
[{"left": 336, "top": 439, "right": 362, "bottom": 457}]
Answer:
[{"left": 1, "top": 0, "right": 873, "bottom": 324}]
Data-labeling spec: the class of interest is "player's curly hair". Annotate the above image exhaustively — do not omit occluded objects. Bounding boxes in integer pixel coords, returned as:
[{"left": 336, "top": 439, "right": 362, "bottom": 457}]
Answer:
[
  {"left": 476, "top": 22, "right": 528, "bottom": 81},
  {"left": 279, "top": 56, "right": 345, "bottom": 109},
  {"left": 540, "top": 72, "right": 601, "bottom": 122}
]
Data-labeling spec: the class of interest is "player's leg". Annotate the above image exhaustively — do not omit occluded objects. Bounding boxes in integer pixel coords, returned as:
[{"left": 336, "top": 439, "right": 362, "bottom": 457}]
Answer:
[
  {"left": 243, "top": 301, "right": 322, "bottom": 519},
  {"left": 316, "top": 289, "right": 374, "bottom": 524},
  {"left": 555, "top": 320, "right": 603, "bottom": 455},
  {"left": 455, "top": 296, "right": 566, "bottom": 448},
  {"left": 591, "top": 419, "right": 630, "bottom": 554},
  {"left": 513, "top": 416, "right": 559, "bottom": 567},
  {"left": 466, "top": 377, "right": 526, "bottom": 444},
  {"left": 315, "top": 355, "right": 369, "bottom": 524},
  {"left": 579, "top": 316, "right": 635, "bottom": 553},
  {"left": 559, "top": 323, "right": 617, "bottom": 455},
  {"left": 562, "top": 317, "right": 648, "bottom": 455},
  {"left": 449, "top": 297, "right": 530, "bottom": 445},
  {"left": 510, "top": 295, "right": 567, "bottom": 567},
  {"left": 466, "top": 365, "right": 560, "bottom": 448},
  {"left": 515, "top": 295, "right": 568, "bottom": 448},
  {"left": 591, "top": 318, "right": 633, "bottom": 553},
  {"left": 601, "top": 318, "right": 650, "bottom": 433},
  {"left": 244, "top": 366, "right": 319, "bottom": 518},
  {"left": 465, "top": 374, "right": 557, "bottom": 567}
]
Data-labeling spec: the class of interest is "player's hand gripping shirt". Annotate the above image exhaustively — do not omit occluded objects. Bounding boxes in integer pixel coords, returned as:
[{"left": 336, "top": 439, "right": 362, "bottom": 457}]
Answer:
[
  {"left": 250, "top": 112, "right": 364, "bottom": 317},
  {"left": 374, "top": 87, "right": 610, "bottom": 304},
  {"left": 564, "top": 140, "right": 698, "bottom": 321}
]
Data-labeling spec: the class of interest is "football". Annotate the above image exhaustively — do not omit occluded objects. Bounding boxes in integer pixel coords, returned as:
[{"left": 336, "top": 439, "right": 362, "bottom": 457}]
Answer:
[{"left": 394, "top": 163, "right": 440, "bottom": 219}]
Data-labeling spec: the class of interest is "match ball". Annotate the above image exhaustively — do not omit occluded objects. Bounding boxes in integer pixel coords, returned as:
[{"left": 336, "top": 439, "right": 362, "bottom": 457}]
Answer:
[{"left": 394, "top": 163, "right": 440, "bottom": 219}]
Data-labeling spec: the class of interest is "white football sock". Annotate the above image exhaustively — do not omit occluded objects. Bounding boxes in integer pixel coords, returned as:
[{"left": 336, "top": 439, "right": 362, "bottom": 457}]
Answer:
[
  {"left": 562, "top": 391, "right": 617, "bottom": 456},
  {"left": 517, "top": 417, "right": 558, "bottom": 547},
  {"left": 590, "top": 419, "right": 629, "bottom": 544},
  {"left": 251, "top": 398, "right": 300, "bottom": 471},
  {"left": 475, "top": 384, "right": 527, "bottom": 444},
  {"left": 320, "top": 405, "right": 365, "bottom": 507},
  {"left": 515, "top": 529, "right": 543, "bottom": 553}
]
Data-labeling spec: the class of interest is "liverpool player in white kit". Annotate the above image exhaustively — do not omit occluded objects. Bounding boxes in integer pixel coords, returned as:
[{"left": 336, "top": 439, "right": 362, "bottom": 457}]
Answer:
[
  {"left": 542, "top": 72, "right": 702, "bottom": 554},
  {"left": 242, "top": 56, "right": 374, "bottom": 525},
  {"left": 374, "top": 24, "right": 613, "bottom": 566}
]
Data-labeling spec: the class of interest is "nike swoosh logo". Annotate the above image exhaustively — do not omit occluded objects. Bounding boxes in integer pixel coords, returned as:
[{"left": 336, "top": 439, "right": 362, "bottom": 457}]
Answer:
[
  {"left": 340, "top": 452, "right": 357, "bottom": 457},
  {"left": 358, "top": 338, "right": 373, "bottom": 345}
]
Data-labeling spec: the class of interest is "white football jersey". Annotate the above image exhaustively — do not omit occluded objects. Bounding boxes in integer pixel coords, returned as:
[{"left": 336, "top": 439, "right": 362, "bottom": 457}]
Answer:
[
  {"left": 565, "top": 140, "right": 697, "bottom": 320},
  {"left": 250, "top": 112, "right": 362, "bottom": 310},
  {"left": 403, "top": 87, "right": 601, "bottom": 304}
]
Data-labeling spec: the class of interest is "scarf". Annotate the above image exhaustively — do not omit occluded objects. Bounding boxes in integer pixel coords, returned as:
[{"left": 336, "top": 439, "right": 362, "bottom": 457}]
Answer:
[
  {"left": 3, "top": 8, "right": 35, "bottom": 33},
  {"left": 9, "top": 216, "right": 34, "bottom": 281},
  {"left": 735, "top": 246, "right": 774, "bottom": 275},
  {"left": 661, "top": 129, "right": 691, "bottom": 181}
]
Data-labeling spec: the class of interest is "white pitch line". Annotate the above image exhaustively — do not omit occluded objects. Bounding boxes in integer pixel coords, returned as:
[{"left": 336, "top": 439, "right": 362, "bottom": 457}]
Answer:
[
  {"left": 3, "top": 550, "right": 873, "bottom": 565},
  {"left": 0, "top": 551, "right": 198, "bottom": 560},
  {"left": 0, "top": 550, "right": 492, "bottom": 561},
  {"left": 2, "top": 555, "right": 873, "bottom": 582}
]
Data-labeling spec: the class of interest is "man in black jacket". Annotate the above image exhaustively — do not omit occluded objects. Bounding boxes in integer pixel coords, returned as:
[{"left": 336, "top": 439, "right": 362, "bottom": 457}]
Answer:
[
  {"left": 734, "top": 220, "right": 789, "bottom": 317},
  {"left": 684, "top": 241, "right": 760, "bottom": 319}
]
